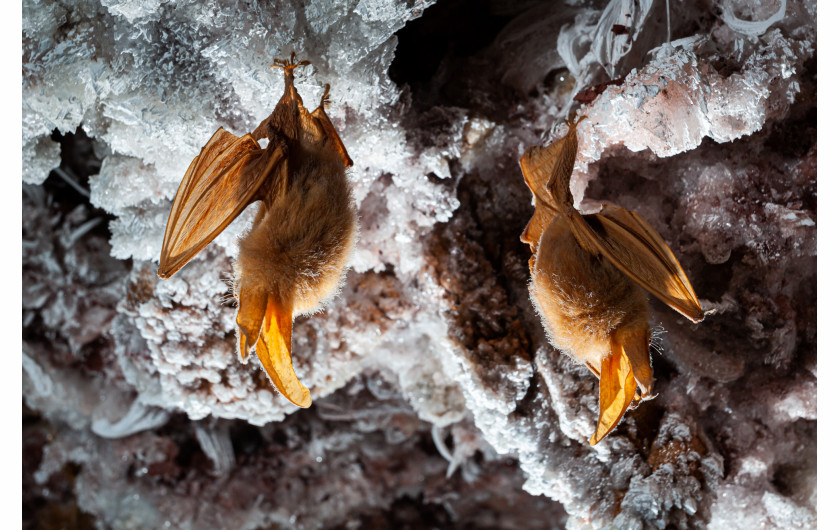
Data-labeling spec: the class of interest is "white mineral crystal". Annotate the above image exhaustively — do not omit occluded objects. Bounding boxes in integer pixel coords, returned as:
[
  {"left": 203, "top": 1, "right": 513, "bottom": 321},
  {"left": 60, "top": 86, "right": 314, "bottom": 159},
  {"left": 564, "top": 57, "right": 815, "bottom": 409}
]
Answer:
[{"left": 22, "top": 0, "right": 816, "bottom": 527}]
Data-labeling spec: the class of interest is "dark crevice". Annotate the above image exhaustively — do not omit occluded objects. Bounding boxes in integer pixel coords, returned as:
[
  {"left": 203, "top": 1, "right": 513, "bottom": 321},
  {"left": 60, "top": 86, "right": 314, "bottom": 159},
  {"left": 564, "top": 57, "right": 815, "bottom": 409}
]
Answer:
[{"left": 389, "top": 0, "right": 515, "bottom": 92}]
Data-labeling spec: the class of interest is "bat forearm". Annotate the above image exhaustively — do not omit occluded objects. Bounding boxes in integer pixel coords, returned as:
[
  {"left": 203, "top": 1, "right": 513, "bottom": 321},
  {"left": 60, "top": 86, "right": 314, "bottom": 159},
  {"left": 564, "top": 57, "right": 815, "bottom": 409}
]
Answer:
[{"left": 252, "top": 117, "right": 270, "bottom": 140}]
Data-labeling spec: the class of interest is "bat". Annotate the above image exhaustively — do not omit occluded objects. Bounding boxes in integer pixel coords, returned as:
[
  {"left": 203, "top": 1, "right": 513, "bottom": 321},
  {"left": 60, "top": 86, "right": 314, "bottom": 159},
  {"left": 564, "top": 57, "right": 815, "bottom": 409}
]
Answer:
[
  {"left": 520, "top": 115, "right": 707, "bottom": 445},
  {"left": 158, "top": 53, "right": 358, "bottom": 409}
]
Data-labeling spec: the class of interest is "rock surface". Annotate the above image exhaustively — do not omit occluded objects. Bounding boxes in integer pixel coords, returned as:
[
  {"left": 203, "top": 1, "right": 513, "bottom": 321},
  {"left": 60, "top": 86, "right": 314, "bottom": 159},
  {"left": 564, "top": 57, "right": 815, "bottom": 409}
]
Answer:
[{"left": 23, "top": 0, "right": 815, "bottom": 527}]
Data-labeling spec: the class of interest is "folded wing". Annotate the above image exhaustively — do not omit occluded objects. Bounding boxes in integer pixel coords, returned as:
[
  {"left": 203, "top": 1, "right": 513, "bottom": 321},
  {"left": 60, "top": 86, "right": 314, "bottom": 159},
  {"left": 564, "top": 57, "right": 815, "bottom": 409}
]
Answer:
[
  {"left": 158, "top": 128, "right": 284, "bottom": 279},
  {"left": 570, "top": 204, "right": 705, "bottom": 322},
  {"left": 519, "top": 143, "right": 563, "bottom": 251},
  {"left": 312, "top": 106, "right": 353, "bottom": 167}
]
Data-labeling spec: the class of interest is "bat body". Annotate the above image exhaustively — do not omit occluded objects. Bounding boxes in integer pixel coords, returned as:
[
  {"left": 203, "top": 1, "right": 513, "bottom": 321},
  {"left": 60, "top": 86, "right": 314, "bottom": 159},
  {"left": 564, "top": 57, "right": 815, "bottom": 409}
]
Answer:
[
  {"left": 520, "top": 116, "right": 706, "bottom": 445},
  {"left": 530, "top": 216, "right": 650, "bottom": 371},
  {"left": 158, "top": 54, "right": 357, "bottom": 408}
]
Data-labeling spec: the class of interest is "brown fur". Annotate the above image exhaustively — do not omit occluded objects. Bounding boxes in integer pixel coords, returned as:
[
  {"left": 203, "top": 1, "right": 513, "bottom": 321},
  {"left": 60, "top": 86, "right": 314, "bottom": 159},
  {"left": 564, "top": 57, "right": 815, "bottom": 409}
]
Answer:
[
  {"left": 158, "top": 54, "right": 359, "bottom": 407},
  {"left": 530, "top": 212, "right": 650, "bottom": 368},
  {"left": 520, "top": 117, "right": 705, "bottom": 444},
  {"left": 235, "top": 144, "right": 357, "bottom": 317}
]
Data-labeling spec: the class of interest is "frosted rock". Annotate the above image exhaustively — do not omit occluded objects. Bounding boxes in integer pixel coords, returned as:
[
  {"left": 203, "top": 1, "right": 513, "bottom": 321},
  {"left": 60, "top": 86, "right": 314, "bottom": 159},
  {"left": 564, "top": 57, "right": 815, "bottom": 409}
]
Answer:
[
  {"left": 91, "top": 399, "right": 170, "bottom": 439},
  {"left": 194, "top": 424, "right": 235, "bottom": 476},
  {"left": 22, "top": 136, "right": 61, "bottom": 185},
  {"left": 90, "top": 154, "right": 177, "bottom": 212},
  {"left": 22, "top": 352, "right": 53, "bottom": 398},
  {"left": 22, "top": 0, "right": 815, "bottom": 527},
  {"left": 763, "top": 491, "right": 816, "bottom": 529},
  {"left": 100, "top": 0, "right": 163, "bottom": 23},
  {"left": 721, "top": 0, "right": 786, "bottom": 37},
  {"left": 567, "top": 33, "right": 809, "bottom": 205}
]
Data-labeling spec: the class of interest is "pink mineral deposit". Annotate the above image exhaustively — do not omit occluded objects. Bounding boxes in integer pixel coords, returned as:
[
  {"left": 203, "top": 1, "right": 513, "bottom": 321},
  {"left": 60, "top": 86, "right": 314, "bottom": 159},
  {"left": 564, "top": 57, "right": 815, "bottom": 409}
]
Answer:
[{"left": 23, "top": 0, "right": 815, "bottom": 527}]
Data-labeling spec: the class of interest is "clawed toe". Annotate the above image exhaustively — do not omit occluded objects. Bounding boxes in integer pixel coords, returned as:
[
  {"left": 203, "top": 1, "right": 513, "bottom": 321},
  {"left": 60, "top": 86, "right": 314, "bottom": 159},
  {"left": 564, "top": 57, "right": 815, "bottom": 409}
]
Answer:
[
  {"left": 566, "top": 112, "right": 588, "bottom": 128},
  {"left": 270, "top": 51, "right": 311, "bottom": 72},
  {"left": 319, "top": 83, "right": 331, "bottom": 109}
]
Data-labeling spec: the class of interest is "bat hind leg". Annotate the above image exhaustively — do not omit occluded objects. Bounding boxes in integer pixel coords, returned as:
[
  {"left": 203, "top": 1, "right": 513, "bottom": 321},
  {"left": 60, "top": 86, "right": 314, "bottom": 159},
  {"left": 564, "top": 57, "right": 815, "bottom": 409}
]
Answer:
[{"left": 318, "top": 84, "right": 332, "bottom": 111}]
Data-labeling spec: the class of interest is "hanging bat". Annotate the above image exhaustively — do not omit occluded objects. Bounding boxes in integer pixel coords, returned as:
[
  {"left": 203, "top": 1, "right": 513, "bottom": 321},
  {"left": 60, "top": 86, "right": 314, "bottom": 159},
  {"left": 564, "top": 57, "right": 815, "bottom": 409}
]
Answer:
[
  {"left": 520, "top": 115, "right": 707, "bottom": 445},
  {"left": 158, "top": 53, "right": 357, "bottom": 408}
]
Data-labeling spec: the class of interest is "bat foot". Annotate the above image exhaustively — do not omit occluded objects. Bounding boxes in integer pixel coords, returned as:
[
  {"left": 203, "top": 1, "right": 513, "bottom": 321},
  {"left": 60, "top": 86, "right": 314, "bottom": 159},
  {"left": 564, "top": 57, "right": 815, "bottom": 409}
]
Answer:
[
  {"left": 629, "top": 391, "right": 658, "bottom": 410},
  {"left": 319, "top": 83, "right": 331, "bottom": 109},
  {"left": 270, "top": 51, "right": 311, "bottom": 73},
  {"left": 566, "top": 112, "right": 588, "bottom": 128}
]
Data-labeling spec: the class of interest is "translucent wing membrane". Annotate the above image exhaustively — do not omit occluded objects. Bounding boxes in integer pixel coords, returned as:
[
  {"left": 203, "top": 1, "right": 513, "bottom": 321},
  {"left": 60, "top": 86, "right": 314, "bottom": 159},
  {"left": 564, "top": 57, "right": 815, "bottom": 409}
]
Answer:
[
  {"left": 571, "top": 204, "right": 705, "bottom": 323},
  {"left": 158, "top": 128, "right": 284, "bottom": 278},
  {"left": 312, "top": 106, "right": 353, "bottom": 167}
]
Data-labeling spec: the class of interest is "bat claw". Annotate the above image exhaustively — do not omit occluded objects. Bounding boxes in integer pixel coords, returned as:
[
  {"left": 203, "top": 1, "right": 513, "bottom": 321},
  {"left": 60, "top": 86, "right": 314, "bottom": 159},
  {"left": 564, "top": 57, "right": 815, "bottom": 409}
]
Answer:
[
  {"left": 319, "top": 83, "right": 332, "bottom": 109},
  {"left": 566, "top": 113, "right": 588, "bottom": 128},
  {"left": 629, "top": 390, "right": 658, "bottom": 409},
  {"left": 270, "top": 52, "right": 311, "bottom": 73}
]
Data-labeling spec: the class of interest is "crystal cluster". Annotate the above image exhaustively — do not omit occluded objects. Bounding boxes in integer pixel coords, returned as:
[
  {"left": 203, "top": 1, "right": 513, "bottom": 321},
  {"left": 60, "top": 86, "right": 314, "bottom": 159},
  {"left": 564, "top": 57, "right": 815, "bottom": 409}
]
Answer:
[{"left": 23, "top": 0, "right": 815, "bottom": 527}]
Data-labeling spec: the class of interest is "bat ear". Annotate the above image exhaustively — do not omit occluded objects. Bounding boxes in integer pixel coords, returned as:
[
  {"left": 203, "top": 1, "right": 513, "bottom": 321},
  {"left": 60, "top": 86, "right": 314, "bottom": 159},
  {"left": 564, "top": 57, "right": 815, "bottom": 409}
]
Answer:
[
  {"left": 614, "top": 327, "right": 653, "bottom": 399},
  {"left": 236, "top": 282, "right": 269, "bottom": 362},
  {"left": 254, "top": 295, "right": 312, "bottom": 408},
  {"left": 590, "top": 340, "right": 637, "bottom": 445}
]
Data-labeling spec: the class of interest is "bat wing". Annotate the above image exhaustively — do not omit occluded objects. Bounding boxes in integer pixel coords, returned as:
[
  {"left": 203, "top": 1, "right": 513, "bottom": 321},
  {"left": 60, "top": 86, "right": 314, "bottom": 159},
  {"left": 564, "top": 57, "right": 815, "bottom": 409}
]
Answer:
[
  {"left": 158, "top": 128, "right": 284, "bottom": 279},
  {"left": 519, "top": 144, "right": 563, "bottom": 250},
  {"left": 311, "top": 106, "right": 353, "bottom": 167},
  {"left": 570, "top": 204, "right": 705, "bottom": 322},
  {"left": 255, "top": 294, "right": 312, "bottom": 408}
]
